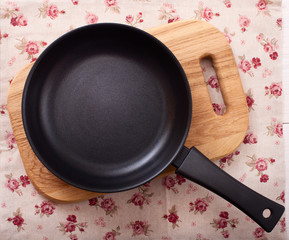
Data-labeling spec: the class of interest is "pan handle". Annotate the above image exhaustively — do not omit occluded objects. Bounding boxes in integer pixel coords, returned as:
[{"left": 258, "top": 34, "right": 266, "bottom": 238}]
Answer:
[{"left": 173, "top": 147, "right": 284, "bottom": 232}]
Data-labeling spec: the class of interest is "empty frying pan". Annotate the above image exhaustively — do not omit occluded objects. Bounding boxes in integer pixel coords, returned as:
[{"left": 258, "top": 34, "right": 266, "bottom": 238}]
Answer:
[{"left": 22, "top": 23, "right": 284, "bottom": 232}]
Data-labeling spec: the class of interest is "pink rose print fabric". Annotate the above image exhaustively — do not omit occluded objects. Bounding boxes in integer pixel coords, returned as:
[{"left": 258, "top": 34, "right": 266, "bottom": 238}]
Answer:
[
  {"left": 256, "top": 33, "right": 279, "bottom": 60},
  {"left": 277, "top": 191, "right": 285, "bottom": 203},
  {"left": 85, "top": 12, "right": 98, "bottom": 24},
  {"left": 128, "top": 220, "right": 152, "bottom": 237},
  {"left": 15, "top": 38, "right": 47, "bottom": 62},
  {"left": 239, "top": 15, "right": 251, "bottom": 32},
  {"left": 5, "top": 173, "right": 30, "bottom": 196},
  {"left": 189, "top": 194, "right": 214, "bottom": 214},
  {"left": 103, "top": 226, "right": 121, "bottom": 240},
  {"left": 158, "top": 3, "right": 180, "bottom": 23},
  {"left": 35, "top": 201, "right": 56, "bottom": 217},
  {"left": 243, "top": 132, "right": 258, "bottom": 144},
  {"left": 163, "top": 205, "right": 181, "bottom": 229},
  {"left": 256, "top": 0, "right": 273, "bottom": 16},
  {"left": 5, "top": 131, "right": 16, "bottom": 149},
  {"left": 38, "top": 1, "right": 65, "bottom": 19},
  {"left": 211, "top": 211, "right": 239, "bottom": 238},
  {"left": 207, "top": 75, "right": 220, "bottom": 91},
  {"left": 280, "top": 217, "right": 286, "bottom": 233},
  {"left": 162, "top": 174, "right": 186, "bottom": 193},
  {"left": 246, "top": 89, "right": 256, "bottom": 111},
  {"left": 223, "top": 27, "right": 235, "bottom": 44},
  {"left": 0, "top": 0, "right": 285, "bottom": 239},
  {"left": 194, "top": 2, "right": 220, "bottom": 22},
  {"left": 127, "top": 184, "right": 153, "bottom": 209},
  {"left": 7, "top": 208, "right": 26, "bottom": 232},
  {"left": 265, "top": 82, "right": 283, "bottom": 98},
  {"left": 218, "top": 150, "right": 240, "bottom": 168},
  {"left": 126, "top": 12, "right": 143, "bottom": 26},
  {"left": 0, "top": 2, "right": 28, "bottom": 27},
  {"left": 57, "top": 215, "right": 87, "bottom": 240},
  {"left": 246, "top": 155, "right": 276, "bottom": 183},
  {"left": 267, "top": 118, "right": 283, "bottom": 138},
  {"left": 238, "top": 55, "right": 262, "bottom": 77},
  {"left": 88, "top": 196, "right": 118, "bottom": 217},
  {"left": 105, "top": 0, "right": 120, "bottom": 14},
  {"left": 212, "top": 102, "right": 226, "bottom": 115}
]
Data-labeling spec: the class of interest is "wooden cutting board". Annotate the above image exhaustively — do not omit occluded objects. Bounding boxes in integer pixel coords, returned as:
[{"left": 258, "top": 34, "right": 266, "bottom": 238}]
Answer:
[{"left": 7, "top": 20, "right": 249, "bottom": 202}]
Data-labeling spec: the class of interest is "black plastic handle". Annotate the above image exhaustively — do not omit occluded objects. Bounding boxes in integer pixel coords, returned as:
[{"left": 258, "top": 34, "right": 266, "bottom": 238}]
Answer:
[{"left": 173, "top": 147, "right": 285, "bottom": 232}]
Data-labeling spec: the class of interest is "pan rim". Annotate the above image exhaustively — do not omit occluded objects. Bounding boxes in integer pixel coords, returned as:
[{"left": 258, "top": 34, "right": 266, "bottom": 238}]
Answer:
[{"left": 22, "top": 22, "right": 193, "bottom": 193}]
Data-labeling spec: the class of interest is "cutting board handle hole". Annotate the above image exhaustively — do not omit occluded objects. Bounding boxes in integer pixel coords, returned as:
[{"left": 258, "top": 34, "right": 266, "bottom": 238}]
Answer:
[{"left": 200, "top": 57, "right": 226, "bottom": 116}]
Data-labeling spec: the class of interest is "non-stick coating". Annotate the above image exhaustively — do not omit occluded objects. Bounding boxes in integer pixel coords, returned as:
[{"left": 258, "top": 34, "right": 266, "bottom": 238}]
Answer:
[{"left": 22, "top": 23, "right": 192, "bottom": 192}]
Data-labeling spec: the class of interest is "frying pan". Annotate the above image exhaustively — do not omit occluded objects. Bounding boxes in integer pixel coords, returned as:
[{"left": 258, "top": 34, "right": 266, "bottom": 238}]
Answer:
[{"left": 22, "top": 23, "right": 284, "bottom": 232}]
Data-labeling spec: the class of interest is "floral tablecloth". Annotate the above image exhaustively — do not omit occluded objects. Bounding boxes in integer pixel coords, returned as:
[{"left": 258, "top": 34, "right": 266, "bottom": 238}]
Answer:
[{"left": 0, "top": 0, "right": 286, "bottom": 239}]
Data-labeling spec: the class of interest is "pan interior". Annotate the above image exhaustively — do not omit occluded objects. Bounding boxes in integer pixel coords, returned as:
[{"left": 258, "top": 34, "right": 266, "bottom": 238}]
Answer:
[{"left": 22, "top": 24, "right": 191, "bottom": 192}]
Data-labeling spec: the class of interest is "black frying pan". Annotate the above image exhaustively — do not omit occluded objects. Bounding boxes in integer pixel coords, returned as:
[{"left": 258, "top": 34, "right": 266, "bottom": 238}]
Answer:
[{"left": 22, "top": 23, "right": 284, "bottom": 232}]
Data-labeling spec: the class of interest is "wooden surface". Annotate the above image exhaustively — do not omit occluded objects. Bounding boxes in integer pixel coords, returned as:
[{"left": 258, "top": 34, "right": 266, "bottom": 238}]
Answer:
[{"left": 7, "top": 20, "right": 249, "bottom": 202}]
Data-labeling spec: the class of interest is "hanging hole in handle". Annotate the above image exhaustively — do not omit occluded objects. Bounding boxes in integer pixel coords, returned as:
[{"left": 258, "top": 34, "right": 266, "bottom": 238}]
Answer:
[
  {"left": 262, "top": 209, "right": 271, "bottom": 218},
  {"left": 200, "top": 57, "right": 227, "bottom": 116}
]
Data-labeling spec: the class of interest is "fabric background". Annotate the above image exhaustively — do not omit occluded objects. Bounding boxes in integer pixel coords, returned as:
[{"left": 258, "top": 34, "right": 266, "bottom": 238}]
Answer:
[
  {"left": 0, "top": 0, "right": 286, "bottom": 239},
  {"left": 283, "top": 0, "right": 289, "bottom": 237}
]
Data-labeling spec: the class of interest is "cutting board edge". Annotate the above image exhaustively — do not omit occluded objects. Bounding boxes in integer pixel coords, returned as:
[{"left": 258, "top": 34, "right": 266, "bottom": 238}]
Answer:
[{"left": 7, "top": 20, "right": 249, "bottom": 202}]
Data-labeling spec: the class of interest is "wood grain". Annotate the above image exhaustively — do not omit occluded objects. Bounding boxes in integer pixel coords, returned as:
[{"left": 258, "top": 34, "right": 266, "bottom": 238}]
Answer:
[{"left": 7, "top": 20, "right": 249, "bottom": 202}]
